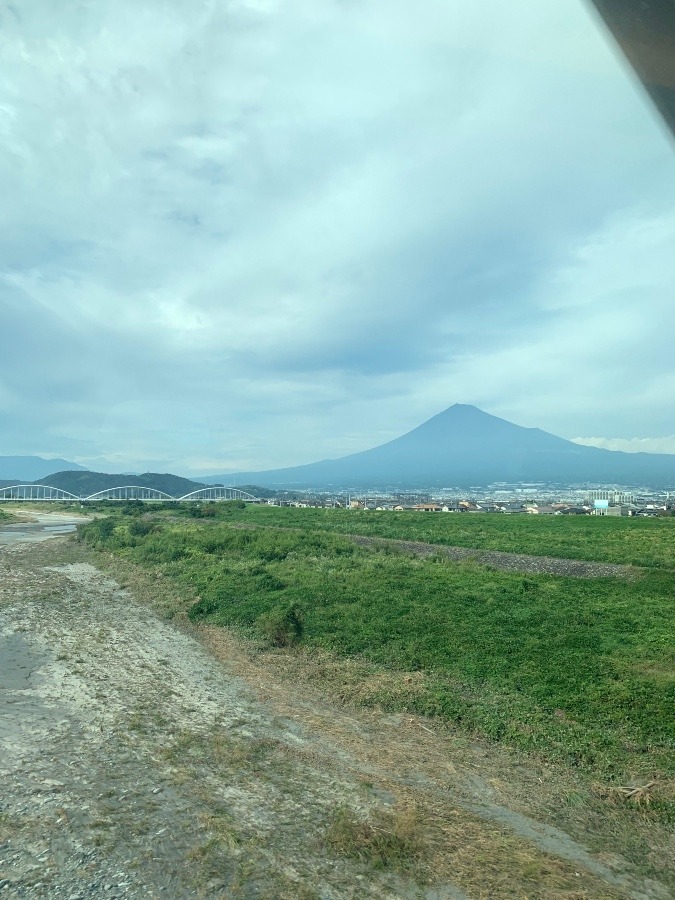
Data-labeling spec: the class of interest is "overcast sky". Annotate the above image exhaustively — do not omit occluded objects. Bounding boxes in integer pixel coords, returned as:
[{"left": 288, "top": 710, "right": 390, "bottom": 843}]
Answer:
[{"left": 1, "top": 0, "right": 674, "bottom": 475}]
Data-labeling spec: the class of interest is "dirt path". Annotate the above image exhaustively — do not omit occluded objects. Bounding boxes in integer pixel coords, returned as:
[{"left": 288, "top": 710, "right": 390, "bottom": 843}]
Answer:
[
  {"left": 344, "top": 536, "right": 639, "bottom": 578},
  {"left": 1, "top": 531, "right": 672, "bottom": 898},
  {"left": 227, "top": 523, "right": 639, "bottom": 578}
]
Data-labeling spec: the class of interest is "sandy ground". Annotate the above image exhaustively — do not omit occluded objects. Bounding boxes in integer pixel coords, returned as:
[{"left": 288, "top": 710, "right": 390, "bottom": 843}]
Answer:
[{"left": 0, "top": 522, "right": 672, "bottom": 899}]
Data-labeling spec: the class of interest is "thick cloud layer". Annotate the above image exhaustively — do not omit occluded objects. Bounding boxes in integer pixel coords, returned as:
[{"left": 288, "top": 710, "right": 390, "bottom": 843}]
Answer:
[{"left": 1, "top": 0, "right": 673, "bottom": 474}]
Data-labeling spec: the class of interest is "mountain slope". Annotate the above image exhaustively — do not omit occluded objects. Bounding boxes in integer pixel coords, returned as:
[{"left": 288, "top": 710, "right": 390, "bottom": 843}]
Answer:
[
  {"left": 203, "top": 405, "right": 675, "bottom": 489},
  {"left": 0, "top": 456, "right": 86, "bottom": 481}
]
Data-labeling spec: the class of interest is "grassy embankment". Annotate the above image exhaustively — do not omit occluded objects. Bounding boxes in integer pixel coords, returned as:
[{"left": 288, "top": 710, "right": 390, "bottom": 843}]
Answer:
[
  {"left": 78, "top": 504, "right": 675, "bottom": 822},
  {"left": 188, "top": 504, "right": 675, "bottom": 568}
]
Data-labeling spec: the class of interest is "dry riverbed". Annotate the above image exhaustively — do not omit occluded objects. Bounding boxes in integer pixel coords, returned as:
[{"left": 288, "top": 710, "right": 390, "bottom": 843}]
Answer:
[{"left": 0, "top": 523, "right": 673, "bottom": 899}]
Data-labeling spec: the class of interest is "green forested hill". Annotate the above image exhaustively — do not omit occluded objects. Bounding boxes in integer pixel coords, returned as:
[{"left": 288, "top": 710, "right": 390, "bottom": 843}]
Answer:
[{"left": 34, "top": 470, "right": 206, "bottom": 497}]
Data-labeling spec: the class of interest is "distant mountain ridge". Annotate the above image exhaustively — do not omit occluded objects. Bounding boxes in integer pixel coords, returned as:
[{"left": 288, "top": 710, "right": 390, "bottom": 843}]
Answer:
[
  {"left": 7, "top": 406, "right": 675, "bottom": 493},
  {"left": 203, "top": 404, "right": 675, "bottom": 489},
  {"left": 0, "top": 456, "right": 86, "bottom": 481},
  {"left": 34, "top": 471, "right": 206, "bottom": 498}
]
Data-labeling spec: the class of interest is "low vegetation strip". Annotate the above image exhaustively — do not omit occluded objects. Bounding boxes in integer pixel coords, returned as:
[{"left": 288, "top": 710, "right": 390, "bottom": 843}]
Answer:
[
  {"left": 347, "top": 535, "right": 638, "bottom": 578},
  {"left": 182, "top": 504, "right": 675, "bottom": 569},
  {"left": 226, "top": 522, "right": 638, "bottom": 578},
  {"left": 78, "top": 511, "right": 675, "bottom": 825}
]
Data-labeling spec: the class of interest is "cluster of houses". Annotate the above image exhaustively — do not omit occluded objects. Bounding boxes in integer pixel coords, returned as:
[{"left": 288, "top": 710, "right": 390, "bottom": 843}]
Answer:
[
  {"left": 348, "top": 500, "right": 670, "bottom": 516},
  {"left": 271, "top": 497, "right": 672, "bottom": 516}
]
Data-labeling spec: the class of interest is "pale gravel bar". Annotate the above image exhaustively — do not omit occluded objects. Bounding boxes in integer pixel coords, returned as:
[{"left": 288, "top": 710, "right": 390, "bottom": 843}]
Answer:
[{"left": 348, "top": 535, "right": 640, "bottom": 579}]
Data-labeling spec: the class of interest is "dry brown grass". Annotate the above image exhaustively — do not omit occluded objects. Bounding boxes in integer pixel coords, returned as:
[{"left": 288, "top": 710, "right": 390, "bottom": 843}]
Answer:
[
  {"left": 595, "top": 777, "right": 675, "bottom": 810},
  {"left": 195, "top": 630, "right": 633, "bottom": 898},
  {"left": 324, "top": 803, "right": 427, "bottom": 872}
]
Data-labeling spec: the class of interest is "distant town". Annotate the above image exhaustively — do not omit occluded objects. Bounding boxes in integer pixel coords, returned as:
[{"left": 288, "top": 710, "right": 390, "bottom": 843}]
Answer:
[
  {"left": 263, "top": 485, "right": 675, "bottom": 516},
  {"left": 1, "top": 465, "right": 673, "bottom": 515}
]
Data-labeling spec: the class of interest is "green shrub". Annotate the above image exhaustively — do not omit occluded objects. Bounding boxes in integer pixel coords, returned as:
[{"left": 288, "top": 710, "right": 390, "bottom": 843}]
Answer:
[
  {"left": 121, "top": 500, "right": 145, "bottom": 516},
  {"left": 256, "top": 603, "right": 304, "bottom": 647},
  {"left": 188, "top": 596, "right": 222, "bottom": 620},
  {"left": 79, "top": 517, "right": 116, "bottom": 545},
  {"left": 128, "top": 519, "right": 156, "bottom": 537}
]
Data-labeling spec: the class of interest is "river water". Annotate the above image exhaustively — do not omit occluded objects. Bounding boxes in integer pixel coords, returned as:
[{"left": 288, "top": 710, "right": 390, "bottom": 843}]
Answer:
[{"left": 0, "top": 512, "right": 87, "bottom": 547}]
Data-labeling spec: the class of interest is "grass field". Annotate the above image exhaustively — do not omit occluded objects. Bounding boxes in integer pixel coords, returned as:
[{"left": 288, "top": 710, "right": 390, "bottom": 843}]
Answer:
[
  {"left": 18, "top": 498, "right": 675, "bottom": 568},
  {"left": 185, "top": 503, "right": 675, "bottom": 569},
  {"left": 79, "top": 507, "right": 675, "bottom": 823}
]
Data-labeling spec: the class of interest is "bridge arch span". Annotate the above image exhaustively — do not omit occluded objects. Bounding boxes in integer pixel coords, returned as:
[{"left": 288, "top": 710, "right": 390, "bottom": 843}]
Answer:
[
  {"left": 178, "top": 487, "right": 260, "bottom": 502},
  {"left": 0, "top": 484, "right": 80, "bottom": 501},
  {"left": 84, "top": 486, "right": 175, "bottom": 502}
]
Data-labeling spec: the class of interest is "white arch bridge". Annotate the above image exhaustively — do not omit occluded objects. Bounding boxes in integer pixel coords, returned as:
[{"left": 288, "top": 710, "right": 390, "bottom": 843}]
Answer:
[{"left": 0, "top": 485, "right": 261, "bottom": 503}]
